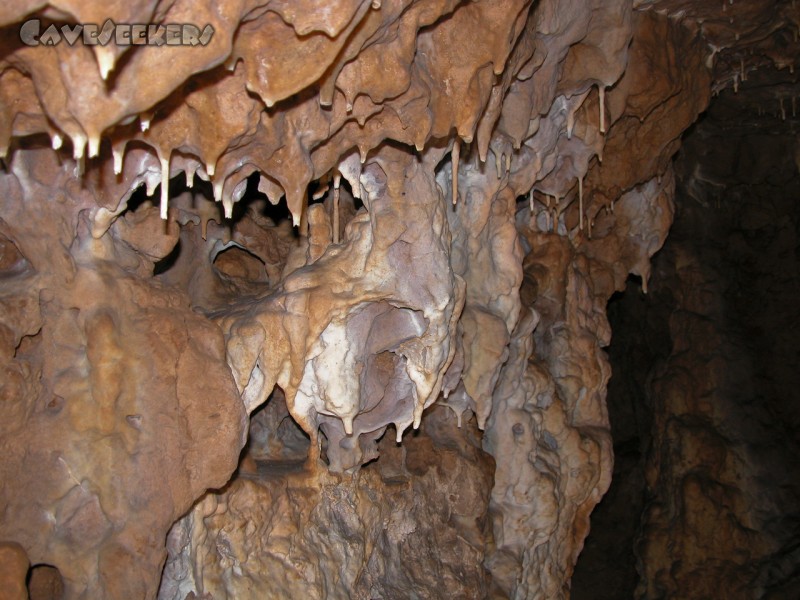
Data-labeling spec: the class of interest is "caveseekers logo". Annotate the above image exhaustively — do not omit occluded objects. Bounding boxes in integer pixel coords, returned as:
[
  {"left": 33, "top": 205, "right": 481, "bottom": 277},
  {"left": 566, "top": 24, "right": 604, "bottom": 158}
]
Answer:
[{"left": 20, "top": 19, "right": 215, "bottom": 47}]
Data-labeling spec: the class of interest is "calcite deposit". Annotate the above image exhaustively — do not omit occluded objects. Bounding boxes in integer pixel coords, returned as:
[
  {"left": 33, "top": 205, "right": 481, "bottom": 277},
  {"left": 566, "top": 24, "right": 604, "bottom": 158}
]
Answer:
[{"left": 0, "top": 0, "right": 796, "bottom": 598}]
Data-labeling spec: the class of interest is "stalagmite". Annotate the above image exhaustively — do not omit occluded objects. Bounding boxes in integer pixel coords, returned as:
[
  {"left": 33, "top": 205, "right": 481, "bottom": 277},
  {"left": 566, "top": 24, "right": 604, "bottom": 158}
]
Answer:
[
  {"left": 452, "top": 138, "right": 460, "bottom": 206},
  {"left": 780, "top": 98, "right": 786, "bottom": 121},
  {"left": 792, "top": 96, "right": 797, "bottom": 118},
  {"left": 333, "top": 172, "right": 341, "bottom": 244}
]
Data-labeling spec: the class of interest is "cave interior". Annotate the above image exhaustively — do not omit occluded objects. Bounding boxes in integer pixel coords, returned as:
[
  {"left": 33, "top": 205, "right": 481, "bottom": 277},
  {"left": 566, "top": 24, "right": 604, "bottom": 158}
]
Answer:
[{"left": 0, "top": 1, "right": 798, "bottom": 599}]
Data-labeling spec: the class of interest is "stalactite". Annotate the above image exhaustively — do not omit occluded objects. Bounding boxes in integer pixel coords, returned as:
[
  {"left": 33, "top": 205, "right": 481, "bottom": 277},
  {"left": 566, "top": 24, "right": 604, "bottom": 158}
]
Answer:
[
  {"left": 567, "top": 108, "right": 575, "bottom": 140},
  {"left": 579, "top": 176, "right": 584, "bottom": 231},
  {"left": 333, "top": 173, "right": 341, "bottom": 244},
  {"left": 452, "top": 139, "right": 460, "bottom": 206},
  {"left": 599, "top": 85, "right": 606, "bottom": 134},
  {"left": 528, "top": 190, "right": 535, "bottom": 228},
  {"left": 160, "top": 155, "right": 170, "bottom": 219},
  {"left": 72, "top": 134, "right": 86, "bottom": 176},
  {"left": 112, "top": 146, "right": 124, "bottom": 176}
]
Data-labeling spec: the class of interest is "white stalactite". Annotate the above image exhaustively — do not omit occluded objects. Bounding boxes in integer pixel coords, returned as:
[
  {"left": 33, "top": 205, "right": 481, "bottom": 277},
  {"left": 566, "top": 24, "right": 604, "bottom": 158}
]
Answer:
[
  {"left": 160, "top": 155, "right": 170, "bottom": 219},
  {"left": 96, "top": 48, "right": 115, "bottom": 81},
  {"left": 72, "top": 134, "right": 86, "bottom": 176},
  {"left": 333, "top": 173, "right": 341, "bottom": 244},
  {"left": 452, "top": 139, "right": 460, "bottom": 206},
  {"left": 112, "top": 146, "right": 124, "bottom": 175}
]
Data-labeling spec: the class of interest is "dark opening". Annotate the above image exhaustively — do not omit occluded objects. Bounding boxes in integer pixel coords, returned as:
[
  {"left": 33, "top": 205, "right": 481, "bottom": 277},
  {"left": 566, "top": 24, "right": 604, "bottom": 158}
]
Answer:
[{"left": 27, "top": 564, "right": 64, "bottom": 600}]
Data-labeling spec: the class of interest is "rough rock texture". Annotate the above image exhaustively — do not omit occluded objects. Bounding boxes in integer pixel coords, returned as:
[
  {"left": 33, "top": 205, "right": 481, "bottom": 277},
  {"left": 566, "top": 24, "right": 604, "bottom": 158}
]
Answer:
[
  {"left": 0, "top": 147, "right": 248, "bottom": 598},
  {"left": 160, "top": 406, "right": 494, "bottom": 600},
  {"left": 0, "top": 0, "right": 796, "bottom": 598}
]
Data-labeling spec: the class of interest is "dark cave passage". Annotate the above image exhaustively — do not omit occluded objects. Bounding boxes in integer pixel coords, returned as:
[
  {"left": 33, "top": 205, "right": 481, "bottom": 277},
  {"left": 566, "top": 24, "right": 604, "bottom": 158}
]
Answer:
[
  {"left": 572, "top": 85, "right": 800, "bottom": 598},
  {"left": 570, "top": 276, "right": 662, "bottom": 600}
]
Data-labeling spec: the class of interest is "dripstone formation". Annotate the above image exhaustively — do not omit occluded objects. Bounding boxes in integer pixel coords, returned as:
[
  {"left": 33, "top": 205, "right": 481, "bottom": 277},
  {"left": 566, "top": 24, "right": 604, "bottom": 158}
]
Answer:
[{"left": 0, "top": 1, "right": 797, "bottom": 599}]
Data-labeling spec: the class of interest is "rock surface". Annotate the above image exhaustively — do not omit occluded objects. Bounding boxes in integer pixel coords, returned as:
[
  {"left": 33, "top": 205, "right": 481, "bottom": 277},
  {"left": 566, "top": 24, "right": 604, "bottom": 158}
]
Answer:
[{"left": 0, "top": 0, "right": 796, "bottom": 598}]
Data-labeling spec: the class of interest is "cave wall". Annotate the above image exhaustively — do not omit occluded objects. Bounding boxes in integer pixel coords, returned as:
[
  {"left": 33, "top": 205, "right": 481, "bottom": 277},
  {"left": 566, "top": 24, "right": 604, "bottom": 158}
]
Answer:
[
  {"left": 572, "top": 88, "right": 800, "bottom": 599},
  {"left": 0, "top": 1, "right": 797, "bottom": 599},
  {"left": 637, "top": 97, "right": 800, "bottom": 600}
]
